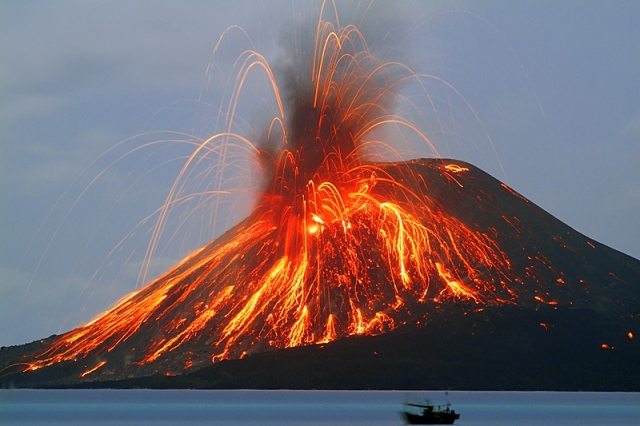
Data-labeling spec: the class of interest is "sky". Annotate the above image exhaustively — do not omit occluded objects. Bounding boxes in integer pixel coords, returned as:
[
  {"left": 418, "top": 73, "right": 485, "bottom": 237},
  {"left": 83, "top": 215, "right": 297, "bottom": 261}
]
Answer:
[{"left": 2, "top": 1, "right": 639, "bottom": 347}]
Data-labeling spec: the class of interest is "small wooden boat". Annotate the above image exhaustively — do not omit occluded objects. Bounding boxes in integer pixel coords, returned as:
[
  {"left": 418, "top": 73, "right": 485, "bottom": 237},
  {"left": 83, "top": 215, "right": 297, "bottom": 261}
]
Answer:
[{"left": 399, "top": 398, "right": 460, "bottom": 424}]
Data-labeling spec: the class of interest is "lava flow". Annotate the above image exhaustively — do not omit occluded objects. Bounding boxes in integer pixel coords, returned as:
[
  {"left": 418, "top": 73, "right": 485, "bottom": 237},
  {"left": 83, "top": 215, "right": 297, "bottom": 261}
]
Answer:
[{"left": 4, "top": 8, "right": 606, "bottom": 382}]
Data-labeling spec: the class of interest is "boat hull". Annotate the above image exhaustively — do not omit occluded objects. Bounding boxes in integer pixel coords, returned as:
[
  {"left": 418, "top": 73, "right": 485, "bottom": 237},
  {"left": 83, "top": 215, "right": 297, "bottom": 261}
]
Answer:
[{"left": 399, "top": 410, "right": 460, "bottom": 425}]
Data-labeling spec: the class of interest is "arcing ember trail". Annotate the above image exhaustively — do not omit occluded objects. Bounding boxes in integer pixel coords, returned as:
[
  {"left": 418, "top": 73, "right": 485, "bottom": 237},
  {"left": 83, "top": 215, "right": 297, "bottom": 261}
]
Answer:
[{"left": 2, "top": 10, "right": 638, "bottom": 386}]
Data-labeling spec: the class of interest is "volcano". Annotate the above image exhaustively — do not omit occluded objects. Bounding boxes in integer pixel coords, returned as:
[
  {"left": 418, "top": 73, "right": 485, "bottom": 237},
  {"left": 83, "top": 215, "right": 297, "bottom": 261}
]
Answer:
[
  {"left": 2, "top": 158, "right": 639, "bottom": 389},
  {"left": 2, "top": 12, "right": 639, "bottom": 389}
]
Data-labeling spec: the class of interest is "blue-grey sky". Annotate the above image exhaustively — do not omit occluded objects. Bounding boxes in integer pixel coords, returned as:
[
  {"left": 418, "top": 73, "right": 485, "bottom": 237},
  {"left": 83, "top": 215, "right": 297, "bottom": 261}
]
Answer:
[{"left": 2, "top": 1, "right": 639, "bottom": 347}]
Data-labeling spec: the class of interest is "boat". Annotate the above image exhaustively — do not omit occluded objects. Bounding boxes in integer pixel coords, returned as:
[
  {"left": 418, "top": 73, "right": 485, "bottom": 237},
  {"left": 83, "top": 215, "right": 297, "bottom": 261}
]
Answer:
[{"left": 399, "top": 397, "right": 460, "bottom": 425}]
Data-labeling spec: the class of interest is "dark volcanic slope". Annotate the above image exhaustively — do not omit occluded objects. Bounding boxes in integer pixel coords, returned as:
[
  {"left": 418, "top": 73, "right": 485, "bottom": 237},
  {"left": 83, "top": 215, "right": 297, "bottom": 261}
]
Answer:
[
  {"left": 395, "top": 159, "right": 640, "bottom": 315},
  {"left": 61, "top": 305, "right": 640, "bottom": 391},
  {"left": 1, "top": 159, "right": 639, "bottom": 389}
]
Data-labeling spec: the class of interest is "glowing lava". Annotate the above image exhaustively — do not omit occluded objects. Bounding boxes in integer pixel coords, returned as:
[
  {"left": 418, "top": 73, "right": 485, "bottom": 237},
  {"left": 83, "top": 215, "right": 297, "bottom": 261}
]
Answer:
[{"left": 6, "top": 6, "right": 520, "bottom": 379}]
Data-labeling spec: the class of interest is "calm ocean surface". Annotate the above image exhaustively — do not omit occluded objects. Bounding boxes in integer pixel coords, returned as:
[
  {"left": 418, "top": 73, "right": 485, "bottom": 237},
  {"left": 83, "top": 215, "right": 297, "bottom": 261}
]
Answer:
[{"left": 1, "top": 390, "right": 638, "bottom": 425}]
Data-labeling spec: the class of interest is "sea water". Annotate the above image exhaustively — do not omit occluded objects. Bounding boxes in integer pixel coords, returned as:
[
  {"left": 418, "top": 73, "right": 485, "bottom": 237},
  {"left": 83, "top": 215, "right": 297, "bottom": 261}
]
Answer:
[{"left": 1, "top": 390, "right": 638, "bottom": 425}]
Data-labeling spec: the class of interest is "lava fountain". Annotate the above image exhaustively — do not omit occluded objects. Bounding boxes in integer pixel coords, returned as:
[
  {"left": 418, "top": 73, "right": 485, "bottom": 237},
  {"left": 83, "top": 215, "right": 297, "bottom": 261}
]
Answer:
[{"left": 6, "top": 6, "right": 520, "bottom": 380}]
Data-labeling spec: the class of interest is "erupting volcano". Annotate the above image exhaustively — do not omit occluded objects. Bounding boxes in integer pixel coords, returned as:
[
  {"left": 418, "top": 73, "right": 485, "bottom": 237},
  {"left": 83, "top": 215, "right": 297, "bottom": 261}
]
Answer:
[{"left": 2, "top": 7, "right": 639, "bottom": 388}]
